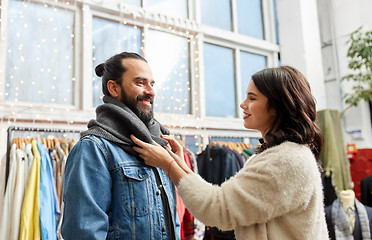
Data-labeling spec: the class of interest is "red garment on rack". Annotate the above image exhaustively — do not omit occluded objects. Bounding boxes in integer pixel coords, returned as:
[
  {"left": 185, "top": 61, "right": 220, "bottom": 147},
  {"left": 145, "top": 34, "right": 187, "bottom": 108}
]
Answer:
[
  {"left": 176, "top": 151, "right": 195, "bottom": 240},
  {"left": 349, "top": 149, "right": 372, "bottom": 201}
]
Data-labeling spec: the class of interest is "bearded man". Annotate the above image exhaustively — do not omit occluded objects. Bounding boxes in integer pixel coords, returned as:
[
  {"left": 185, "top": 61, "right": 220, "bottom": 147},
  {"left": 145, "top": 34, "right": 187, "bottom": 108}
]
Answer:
[{"left": 61, "top": 52, "right": 180, "bottom": 240}]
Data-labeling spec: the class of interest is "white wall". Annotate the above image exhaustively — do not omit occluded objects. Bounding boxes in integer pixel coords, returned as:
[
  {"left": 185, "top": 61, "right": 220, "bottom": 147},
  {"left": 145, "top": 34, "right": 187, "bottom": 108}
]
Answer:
[
  {"left": 276, "top": 0, "right": 327, "bottom": 111},
  {"left": 317, "top": 0, "right": 372, "bottom": 148}
]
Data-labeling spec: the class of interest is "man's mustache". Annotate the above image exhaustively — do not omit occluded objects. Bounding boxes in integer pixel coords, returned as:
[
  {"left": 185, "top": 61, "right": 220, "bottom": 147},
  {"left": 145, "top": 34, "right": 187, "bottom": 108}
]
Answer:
[{"left": 137, "top": 94, "right": 154, "bottom": 104}]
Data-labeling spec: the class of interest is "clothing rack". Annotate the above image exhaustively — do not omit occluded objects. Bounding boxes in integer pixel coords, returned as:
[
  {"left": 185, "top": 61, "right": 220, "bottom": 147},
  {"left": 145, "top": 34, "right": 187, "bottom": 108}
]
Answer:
[
  {"left": 209, "top": 136, "right": 246, "bottom": 143},
  {"left": 5, "top": 126, "right": 81, "bottom": 189}
]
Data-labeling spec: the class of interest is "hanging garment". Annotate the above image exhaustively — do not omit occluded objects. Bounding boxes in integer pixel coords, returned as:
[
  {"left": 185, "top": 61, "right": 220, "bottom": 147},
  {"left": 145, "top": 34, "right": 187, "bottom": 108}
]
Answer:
[
  {"left": 223, "top": 146, "right": 244, "bottom": 169},
  {"left": 56, "top": 201, "right": 65, "bottom": 240},
  {"left": 38, "top": 139, "right": 59, "bottom": 240},
  {"left": 193, "top": 218, "right": 205, "bottom": 240},
  {"left": 177, "top": 151, "right": 195, "bottom": 240},
  {"left": 317, "top": 109, "right": 353, "bottom": 193},
  {"left": 45, "top": 149, "right": 61, "bottom": 216},
  {"left": 177, "top": 190, "right": 187, "bottom": 239},
  {"left": 184, "top": 148, "right": 198, "bottom": 174},
  {"left": 184, "top": 148, "right": 204, "bottom": 240},
  {"left": 24, "top": 143, "right": 34, "bottom": 179},
  {"left": 197, "top": 144, "right": 240, "bottom": 239},
  {"left": 9, "top": 148, "right": 28, "bottom": 240},
  {"left": 19, "top": 140, "right": 41, "bottom": 240},
  {"left": 0, "top": 154, "right": 6, "bottom": 223},
  {"left": 197, "top": 144, "right": 239, "bottom": 186},
  {"left": 55, "top": 142, "right": 66, "bottom": 206},
  {"left": 322, "top": 171, "right": 338, "bottom": 207},
  {"left": 0, "top": 144, "right": 17, "bottom": 240},
  {"left": 49, "top": 149, "right": 62, "bottom": 206},
  {"left": 361, "top": 176, "right": 372, "bottom": 208},
  {"left": 182, "top": 152, "right": 195, "bottom": 239},
  {"left": 49, "top": 149, "right": 57, "bottom": 183}
]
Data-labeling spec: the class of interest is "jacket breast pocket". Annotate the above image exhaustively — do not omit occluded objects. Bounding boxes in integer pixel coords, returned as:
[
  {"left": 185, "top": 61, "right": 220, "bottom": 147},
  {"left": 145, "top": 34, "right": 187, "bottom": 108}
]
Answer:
[{"left": 121, "top": 165, "right": 152, "bottom": 217}]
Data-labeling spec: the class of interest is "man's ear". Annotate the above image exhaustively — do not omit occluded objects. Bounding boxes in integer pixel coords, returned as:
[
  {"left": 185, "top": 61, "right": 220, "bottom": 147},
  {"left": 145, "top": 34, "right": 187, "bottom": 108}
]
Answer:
[{"left": 107, "top": 80, "right": 121, "bottom": 98}]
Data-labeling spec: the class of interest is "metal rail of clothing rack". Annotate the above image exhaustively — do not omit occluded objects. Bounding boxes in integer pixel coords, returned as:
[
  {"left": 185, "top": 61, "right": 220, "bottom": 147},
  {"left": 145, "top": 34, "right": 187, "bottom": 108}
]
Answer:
[{"left": 4, "top": 126, "right": 81, "bottom": 190}]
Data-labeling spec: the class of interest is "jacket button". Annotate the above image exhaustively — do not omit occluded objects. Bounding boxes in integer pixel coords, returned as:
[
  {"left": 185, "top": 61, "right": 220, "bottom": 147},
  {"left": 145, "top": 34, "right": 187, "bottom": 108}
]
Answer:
[
  {"left": 162, "top": 226, "right": 166, "bottom": 231},
  {"left": 156, "top": 190, "right": 161, "bottom": 195}
]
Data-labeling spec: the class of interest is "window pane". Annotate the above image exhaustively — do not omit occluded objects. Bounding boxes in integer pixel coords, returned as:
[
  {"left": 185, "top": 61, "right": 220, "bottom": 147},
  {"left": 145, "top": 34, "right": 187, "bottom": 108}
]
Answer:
[
  {"left": 250, "top": 137, "right": 260, "bottom": 150},
  {"left": 240, "top": 51, "right": 266, "bottom": 103},
  {"left": 119, "top": 0, "right": 141, "bottom": 7},
  {"left": 184, "top": 135, "right": 202, "bottom": 155},
  {"left": 5, "top": 0, "right": 74, "bottom": 104},
  {"left": 201, "top": 0, "right": 232, "bottom": 31},
  {"left": 236, "top": 0, "right": 264, "bottom": 39},
  {"left": 204, "top": 43, "right": 236, "bottom": 118},
  {"left": 147, "top": 0, "right": 188, "bottom": 19},
  {"left": 146, "top": 30, "right": 190, "bottom": 114},
  {"left": 273, "top": 0, "right": 279, "bottom": 44},
  {"left": 92, "top": 18, "right": 141, "bottom": 107}
]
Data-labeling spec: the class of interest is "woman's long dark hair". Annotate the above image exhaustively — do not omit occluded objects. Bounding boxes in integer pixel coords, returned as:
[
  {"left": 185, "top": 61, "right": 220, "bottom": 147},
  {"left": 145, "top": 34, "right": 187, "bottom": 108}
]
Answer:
[{"left": 252, "top": 66, "right": 323, "bottom": 160}]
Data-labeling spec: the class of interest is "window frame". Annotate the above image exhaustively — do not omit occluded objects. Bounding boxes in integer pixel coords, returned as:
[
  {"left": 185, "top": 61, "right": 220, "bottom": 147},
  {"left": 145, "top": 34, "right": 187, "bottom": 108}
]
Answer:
[
  {"left": 0, "top": 0, "right": 81, "bottom": 107},
  {"left": 0, "top": 0, "right": 280, "bottom": 146}
]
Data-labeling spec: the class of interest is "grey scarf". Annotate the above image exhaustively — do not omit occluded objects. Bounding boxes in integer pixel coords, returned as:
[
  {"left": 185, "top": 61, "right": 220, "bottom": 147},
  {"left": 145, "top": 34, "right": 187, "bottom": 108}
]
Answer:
[
  {"left": 81, "top": 96, "right": 170, "bottom": 156},
  {"left": 332, "top": 198, "right": 371, "bottom": 240}
]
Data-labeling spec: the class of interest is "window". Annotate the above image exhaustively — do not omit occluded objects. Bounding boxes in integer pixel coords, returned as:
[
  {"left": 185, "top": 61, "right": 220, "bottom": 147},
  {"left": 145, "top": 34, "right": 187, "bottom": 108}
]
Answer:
[
  {"left": 5, "top": 0, "right": 74, "bottom": 105},
  {"left": 184, "top": 135, "right": 202, "bottom": 154},
  {"left": 92, "top": 17, "right": 141, "bottom": 107},
  {"left": 0, "top": 0, "right": 279, "bottom": 141},
  {"left": 273, "top": 0, "right": 280, "bottom": 44},
  {"left": 203, "top": 43, "right": 236, "bottom": 118},
  {"left": 236, "top": 0, "right": 264, "bottom": 39},
  {"left": 240, "top": 51, "right": 267, "bottom": 102},
  {"left": 203, "top": 45, "right": 267, "bottom": 118},
  {"left": 146, "top": 30, "right": 190, "bottom": 114},
  {"left": 200, "top": 0, "right": 232, "bottom": 31},
  {"left": 147, "top": 0, "right": 188, "bottom": 19},
  {"left": 119, "top": 0, "right": 141, "bottom": 7}
]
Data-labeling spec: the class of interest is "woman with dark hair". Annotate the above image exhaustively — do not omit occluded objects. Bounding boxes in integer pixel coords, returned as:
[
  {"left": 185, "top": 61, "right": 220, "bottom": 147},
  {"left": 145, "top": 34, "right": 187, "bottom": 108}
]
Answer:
[{"left": 130, "top": 66, "right": 329, "bottom": 239}]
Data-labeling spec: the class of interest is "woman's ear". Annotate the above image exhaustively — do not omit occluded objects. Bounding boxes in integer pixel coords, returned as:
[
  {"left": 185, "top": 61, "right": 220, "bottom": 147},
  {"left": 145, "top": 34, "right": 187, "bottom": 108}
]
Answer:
[{"left": 107, "top": 80, "right": 121, "bottom": 98}]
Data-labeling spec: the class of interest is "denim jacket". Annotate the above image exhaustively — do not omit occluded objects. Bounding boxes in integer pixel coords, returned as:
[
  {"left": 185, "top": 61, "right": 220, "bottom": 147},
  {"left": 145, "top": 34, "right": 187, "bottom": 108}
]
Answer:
[{"left": 61, "top": 135, "right": 180, "bottom": 240}]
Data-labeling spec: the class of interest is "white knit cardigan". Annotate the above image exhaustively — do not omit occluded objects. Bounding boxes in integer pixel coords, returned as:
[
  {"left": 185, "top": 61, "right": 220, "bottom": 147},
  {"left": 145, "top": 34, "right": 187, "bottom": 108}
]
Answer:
[{"left": 177, "top": 141, "right": 329, "bottom": 240}]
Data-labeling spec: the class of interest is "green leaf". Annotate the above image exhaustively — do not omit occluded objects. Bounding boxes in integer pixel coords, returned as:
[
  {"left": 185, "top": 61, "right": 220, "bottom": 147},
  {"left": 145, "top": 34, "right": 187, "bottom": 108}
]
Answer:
[{"left": 343, "top": 26, "right": 372, "bottom": 109}]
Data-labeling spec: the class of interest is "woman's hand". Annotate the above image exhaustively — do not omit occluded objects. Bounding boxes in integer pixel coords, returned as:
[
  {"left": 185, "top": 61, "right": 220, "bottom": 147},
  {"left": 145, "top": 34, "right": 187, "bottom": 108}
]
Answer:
[
  {"left": 130, "top": 135, "right": 173, "bottom": 171},
  {"left": 160, "top": 135, "right": 191, "bottom": 173},
  {"left": 131, "top": 135, "right": 194, "bottom": 184}
]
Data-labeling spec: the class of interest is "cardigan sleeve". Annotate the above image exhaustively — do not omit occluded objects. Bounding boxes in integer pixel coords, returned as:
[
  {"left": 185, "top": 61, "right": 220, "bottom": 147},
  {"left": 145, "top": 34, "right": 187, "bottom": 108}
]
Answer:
[{"left": 177, "top": 142, "right": 319, "bottom": 230}]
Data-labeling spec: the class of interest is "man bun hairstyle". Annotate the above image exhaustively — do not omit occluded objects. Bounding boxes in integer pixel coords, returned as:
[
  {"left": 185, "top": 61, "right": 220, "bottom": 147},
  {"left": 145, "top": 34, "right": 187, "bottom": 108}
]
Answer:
[
  {"left": 95, "top": 63, "right": 105, "bottom": 77},
  {"left": 96, "top": 52, "right": 147, "bottom": 96}
]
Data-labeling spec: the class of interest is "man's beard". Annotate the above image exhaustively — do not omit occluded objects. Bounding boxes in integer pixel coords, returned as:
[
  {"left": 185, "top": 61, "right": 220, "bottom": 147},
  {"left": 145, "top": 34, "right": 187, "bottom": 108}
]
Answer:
[{"left": 120, "top": 87, "right": 154, "bottom": 123}]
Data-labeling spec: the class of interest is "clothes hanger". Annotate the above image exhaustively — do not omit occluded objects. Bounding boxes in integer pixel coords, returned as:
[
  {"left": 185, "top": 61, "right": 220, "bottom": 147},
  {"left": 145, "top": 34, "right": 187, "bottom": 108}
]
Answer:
[
  {"left": 41, "top": 137, "right": 47, "bottom": 146},
  {"left": 11, "top": 137, "right": 20, "bottom": 149},
  {"left": 20, "top": 137, "right": 26, "bottom": 149},
  {"left": 17, "top": 137, "right": 23, "bottom": 149},
  {"left": 228, "top": 142, "right": 235, "bottom": 150},
  {"left": 11, "top": 137, "right": 16, "bottom": 148},
  {"left": 50, "top": 138, "right": 56, "bottom": 149}
]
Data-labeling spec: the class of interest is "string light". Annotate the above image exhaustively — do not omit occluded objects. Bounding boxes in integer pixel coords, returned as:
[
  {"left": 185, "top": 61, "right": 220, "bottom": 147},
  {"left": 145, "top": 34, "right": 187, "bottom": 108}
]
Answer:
[{"left": 2, "top": 1, "right": 205, "bottom": 152}]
